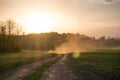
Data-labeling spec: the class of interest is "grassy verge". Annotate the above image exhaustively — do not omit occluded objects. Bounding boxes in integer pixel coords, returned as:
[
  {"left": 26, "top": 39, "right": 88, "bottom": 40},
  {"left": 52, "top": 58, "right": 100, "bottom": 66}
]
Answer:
[
  {"left": 0, "top": 50, "right": 57, "bottom": 74},
  {"left": 67, "top": 52, "right": 120, "bottom": 80},
  {"left": 23, "top": 56, "right": 61, "bottom": 80}
]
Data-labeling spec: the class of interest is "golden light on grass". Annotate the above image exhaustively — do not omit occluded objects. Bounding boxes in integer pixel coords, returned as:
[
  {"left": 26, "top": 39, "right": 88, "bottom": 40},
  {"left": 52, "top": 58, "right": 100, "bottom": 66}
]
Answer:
[{"left": 72, "top": 52, "right": 81, "bottom": 58}]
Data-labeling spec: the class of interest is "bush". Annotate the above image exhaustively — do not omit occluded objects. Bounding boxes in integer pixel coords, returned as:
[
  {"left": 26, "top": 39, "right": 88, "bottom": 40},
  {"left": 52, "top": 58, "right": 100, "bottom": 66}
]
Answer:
[{"left": 8, "top": 43, "right": 21, "bottom": 52}]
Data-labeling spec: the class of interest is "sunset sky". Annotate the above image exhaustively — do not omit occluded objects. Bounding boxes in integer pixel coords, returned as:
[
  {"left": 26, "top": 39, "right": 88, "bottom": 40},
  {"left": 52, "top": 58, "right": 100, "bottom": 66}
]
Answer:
[{"left": 0, "top": 0, "right": 120, "bottom": 37}]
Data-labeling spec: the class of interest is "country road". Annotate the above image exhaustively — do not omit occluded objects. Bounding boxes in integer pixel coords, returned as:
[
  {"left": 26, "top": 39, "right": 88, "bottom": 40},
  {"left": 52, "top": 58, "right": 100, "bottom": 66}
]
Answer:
[
  {"left": 0, "top": 55, "right": 81, "bottom": 80},
  {"left": 41, "top": 55, "right": 80, "bottom": 80},
  {"left": 0, "top": 56, "right": 60, "bottom": 80}
]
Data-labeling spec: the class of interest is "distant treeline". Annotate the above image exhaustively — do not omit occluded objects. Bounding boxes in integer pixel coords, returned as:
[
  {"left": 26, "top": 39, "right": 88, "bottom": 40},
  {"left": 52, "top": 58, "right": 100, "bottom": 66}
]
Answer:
[
  {"left": 20, "top": 32, "right": 67, "bottom": 50},
  {"left": 1, "top": 20, "right": 120, "bottom": 52},
  {"left": 20, "top": 32, "right": 120, "bottom": 51}
]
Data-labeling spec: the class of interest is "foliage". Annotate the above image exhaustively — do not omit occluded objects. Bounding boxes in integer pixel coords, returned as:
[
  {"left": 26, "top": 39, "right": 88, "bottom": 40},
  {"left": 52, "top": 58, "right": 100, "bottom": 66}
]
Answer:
[
  {"left": 0, "top": 20, "right": 23, "bottom": 52},
  {"left": 20, "top": 32, "right": 68, "bottom": 51},
  {"left": 20, "top": 32, "right": 120, "bottom": 51}
]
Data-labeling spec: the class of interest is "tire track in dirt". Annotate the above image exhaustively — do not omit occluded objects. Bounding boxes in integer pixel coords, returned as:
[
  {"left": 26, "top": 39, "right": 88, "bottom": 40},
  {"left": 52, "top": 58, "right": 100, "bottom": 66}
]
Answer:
[
  {"left": 41, "top": 55, "right": 80, "bottom": 80},
  {"left": 0, "top": 56, "right": 60, "bottom": 80}
]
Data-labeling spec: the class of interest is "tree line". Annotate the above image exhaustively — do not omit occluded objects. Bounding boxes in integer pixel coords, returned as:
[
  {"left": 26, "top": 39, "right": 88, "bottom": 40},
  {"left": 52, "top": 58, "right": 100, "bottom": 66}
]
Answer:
[
  {"left": 0, "top": 20, "right": 120, "bottom": 53},
  {"left": 20, "top": 32, "right": 120, "bottom": 51}
]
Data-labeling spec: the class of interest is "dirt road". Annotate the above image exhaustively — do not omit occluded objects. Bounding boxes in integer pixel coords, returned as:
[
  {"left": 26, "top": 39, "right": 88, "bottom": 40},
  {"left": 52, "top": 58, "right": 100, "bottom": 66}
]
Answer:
[
  {"left": 0, "top": 56, "right": 60, "bottom": 80},
  {"left": 41, "top": 55, "right": 80, "bottom": 80},
  {"left": 0, "top": 55, "right": 81, "bottom": 80}
]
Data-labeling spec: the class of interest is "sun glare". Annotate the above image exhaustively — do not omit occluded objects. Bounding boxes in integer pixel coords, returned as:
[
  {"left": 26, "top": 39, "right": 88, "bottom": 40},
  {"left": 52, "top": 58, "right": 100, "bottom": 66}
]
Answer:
[{"left": 23, "top": 12, "right": 58, "bottom": 33}]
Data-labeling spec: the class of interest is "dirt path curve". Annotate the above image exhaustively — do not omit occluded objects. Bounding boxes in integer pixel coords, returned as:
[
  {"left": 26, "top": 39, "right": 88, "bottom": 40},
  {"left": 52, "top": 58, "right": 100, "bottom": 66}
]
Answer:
[
  {"left": 0, "top": 56, "right": 60, "bottom": 80},
  {"left": 41, "top": 55, "right": 80, "bottom": 80}
]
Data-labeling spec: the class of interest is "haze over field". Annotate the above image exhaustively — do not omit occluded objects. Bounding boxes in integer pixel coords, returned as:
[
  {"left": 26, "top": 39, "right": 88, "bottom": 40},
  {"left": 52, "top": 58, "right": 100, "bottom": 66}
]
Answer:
[{"left": 0, "top": 0, "right": 120, "bottom": 37}]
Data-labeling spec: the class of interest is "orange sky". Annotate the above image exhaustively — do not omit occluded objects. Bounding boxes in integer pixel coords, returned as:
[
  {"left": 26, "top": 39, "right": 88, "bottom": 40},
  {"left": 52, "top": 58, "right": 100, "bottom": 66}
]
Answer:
[{"left": 0, "top": 0, "right": 120, "bottom": 37}]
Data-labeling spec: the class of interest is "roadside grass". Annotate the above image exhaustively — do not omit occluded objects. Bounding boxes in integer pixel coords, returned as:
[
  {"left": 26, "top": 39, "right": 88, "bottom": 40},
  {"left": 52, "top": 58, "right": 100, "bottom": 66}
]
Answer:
[
  {"left": 67, "top": 52, "right": 120, "bottom": 80},
  {"left": 23, "top": 56, "right": 61, "bottom": 80},
  {"left": 0, "top": 50, "right": 57, "bottom": 74}
]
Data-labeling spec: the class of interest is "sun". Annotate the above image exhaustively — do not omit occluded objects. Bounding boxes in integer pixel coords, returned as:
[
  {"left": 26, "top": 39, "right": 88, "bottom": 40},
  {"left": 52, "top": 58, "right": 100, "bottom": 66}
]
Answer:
[{"left": 23, "top": 12, "right": 57, "bottom": 33}]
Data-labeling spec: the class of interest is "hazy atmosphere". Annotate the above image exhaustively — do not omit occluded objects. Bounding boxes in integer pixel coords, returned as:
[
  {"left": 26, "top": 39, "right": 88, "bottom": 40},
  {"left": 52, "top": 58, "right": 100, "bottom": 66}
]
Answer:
[
  {"left": 0, "top": 0, "right": 120, "bottom": 80},
  {"left": 0, "top": 0, "right": 120, "bottom": 37}
]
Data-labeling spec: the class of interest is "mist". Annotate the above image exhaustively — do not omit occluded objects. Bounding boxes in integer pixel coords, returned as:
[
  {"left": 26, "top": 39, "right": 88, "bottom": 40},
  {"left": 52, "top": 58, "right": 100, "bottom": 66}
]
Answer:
[
  {"left": 49, "top": 34, "right": 95, "bottom": 54},
  {"left": 49, "top": 33, "right": 120, "bottom": 54}
]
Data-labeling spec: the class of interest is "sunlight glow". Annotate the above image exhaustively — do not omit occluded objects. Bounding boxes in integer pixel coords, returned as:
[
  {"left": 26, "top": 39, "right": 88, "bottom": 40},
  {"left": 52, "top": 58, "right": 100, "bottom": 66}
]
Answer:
[{"left": 23, "top": 12, "right": 59, "bottom": 33}]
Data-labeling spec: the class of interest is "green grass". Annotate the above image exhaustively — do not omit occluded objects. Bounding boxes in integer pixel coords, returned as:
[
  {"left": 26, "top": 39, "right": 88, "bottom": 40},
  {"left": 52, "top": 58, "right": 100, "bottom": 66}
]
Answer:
[
  {"left": 23, "top": 56, "right": 61, "bottom": 80},
  {"left": 0, "top": 50, "right": 57, "bottom": 74},
  {"left": 67, "top": 52, "right": 120, "bottom": 80}
]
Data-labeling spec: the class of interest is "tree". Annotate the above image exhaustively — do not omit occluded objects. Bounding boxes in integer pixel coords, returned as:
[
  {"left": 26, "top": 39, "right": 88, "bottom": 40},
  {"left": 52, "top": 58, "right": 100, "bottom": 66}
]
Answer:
[
  {"left": 0, "top": 24, "right": 7, "bottom": 52},
  {"left": 0, "top": 19, "right": 23, "bottom": 52},
  {"left": 5, "top": 19, "right": 23, "bottom": 35}
]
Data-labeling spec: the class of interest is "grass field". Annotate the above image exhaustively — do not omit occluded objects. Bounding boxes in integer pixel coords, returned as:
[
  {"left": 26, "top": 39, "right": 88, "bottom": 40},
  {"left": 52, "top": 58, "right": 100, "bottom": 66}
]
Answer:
[
  {"left": 67, "top": 52, "right": 120, "bottom": 80},
  {"left": 0, "top": 50, "right": 57, "bottom": 74}
]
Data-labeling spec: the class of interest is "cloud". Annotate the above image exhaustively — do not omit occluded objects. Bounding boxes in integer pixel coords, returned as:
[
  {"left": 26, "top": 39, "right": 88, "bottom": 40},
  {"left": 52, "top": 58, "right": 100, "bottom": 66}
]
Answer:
[{"left": 103, "top": 0, "right": 114, "bottom": 4}]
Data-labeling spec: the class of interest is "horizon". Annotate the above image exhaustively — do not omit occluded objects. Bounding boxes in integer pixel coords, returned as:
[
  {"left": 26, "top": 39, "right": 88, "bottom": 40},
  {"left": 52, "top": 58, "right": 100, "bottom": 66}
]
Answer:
[{"left": 0, "top": 0, "right": 120, "bottom": 37}]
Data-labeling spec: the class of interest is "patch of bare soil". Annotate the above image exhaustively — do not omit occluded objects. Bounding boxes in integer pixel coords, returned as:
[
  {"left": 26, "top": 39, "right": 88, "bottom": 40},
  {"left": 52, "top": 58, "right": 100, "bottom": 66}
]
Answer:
[{"left": 41, "top": 55, "right": 81, "bottom": 80}]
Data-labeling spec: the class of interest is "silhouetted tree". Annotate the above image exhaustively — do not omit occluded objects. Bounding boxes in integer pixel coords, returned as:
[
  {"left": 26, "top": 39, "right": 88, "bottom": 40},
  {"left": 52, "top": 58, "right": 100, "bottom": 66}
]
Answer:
[{"left": 0, "top": 20, "right": 23, "bottom": 52}]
